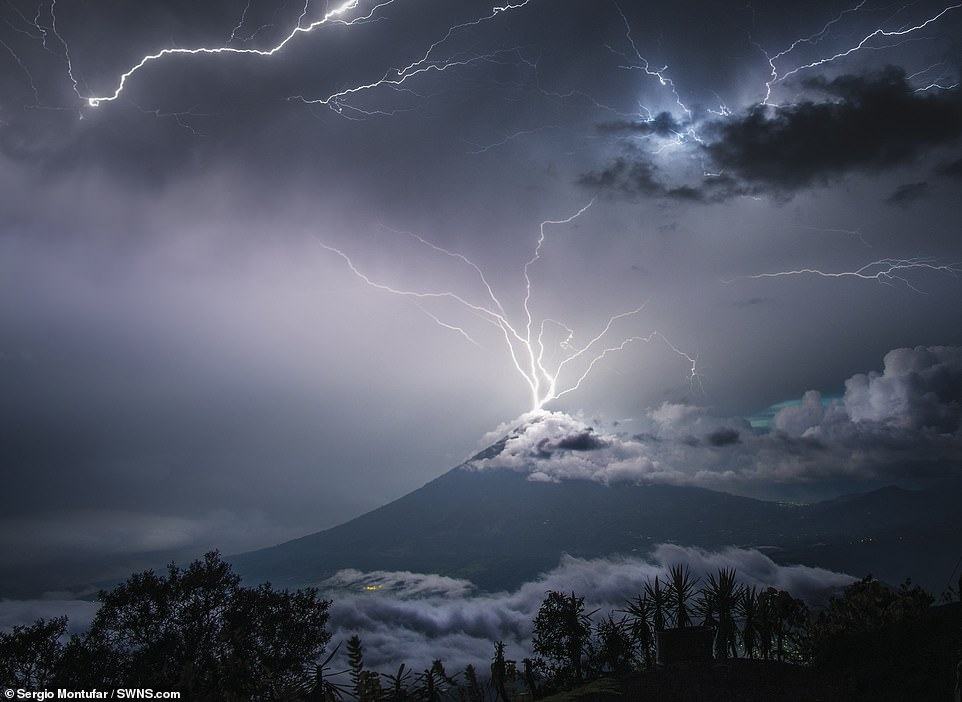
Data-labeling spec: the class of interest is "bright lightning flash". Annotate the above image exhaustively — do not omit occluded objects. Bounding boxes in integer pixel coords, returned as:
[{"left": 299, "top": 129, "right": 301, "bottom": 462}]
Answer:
[
  {"left": 61, "top": 0, "right": 532, "bottom": 113},
  {"left": 82, "top": 0, "right": 396, "bottom": 107},
  {"left": 318, "top": 203, "right": 700, "bottom": 413}
]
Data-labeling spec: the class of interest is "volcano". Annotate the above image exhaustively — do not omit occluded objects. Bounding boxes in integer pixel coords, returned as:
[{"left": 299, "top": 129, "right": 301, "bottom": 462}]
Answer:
[{"left": 230, "top": 434, "right": 962, "bottom": 593}]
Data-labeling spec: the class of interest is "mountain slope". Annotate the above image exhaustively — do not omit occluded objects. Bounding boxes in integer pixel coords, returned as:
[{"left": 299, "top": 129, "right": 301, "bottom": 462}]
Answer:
[{"left": 231, "top": 464, "right": 962, "bottom": 593}]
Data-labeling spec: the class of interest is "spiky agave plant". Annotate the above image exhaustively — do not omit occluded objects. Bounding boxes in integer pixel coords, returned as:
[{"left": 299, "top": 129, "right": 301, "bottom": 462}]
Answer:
[
  {"left": 644, "top": 576, "right": 669, "bottom": 633},
  {"left": 620, "top": 594, "right": 655, "bottom": 667},
  {"left": 738, "top": 586, "right": 760, "bottom": 659},
  {"left": 666, "top": 564, "right": 699, "bottom": 629},
  {"left": 301, "top": 643, "right": 352, "bottom": 701},
  {"left": 381, "top": 663, "right": 414, "bottom": 702},
  {"left": 704, "top": 568, "right": 741, "bottom": 659}
]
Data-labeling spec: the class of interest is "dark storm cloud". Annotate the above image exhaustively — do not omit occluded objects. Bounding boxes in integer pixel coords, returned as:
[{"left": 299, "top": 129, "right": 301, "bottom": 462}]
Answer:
[
  {"left": 704, "top": 69, "right": 962, "bottom": 193},
  {"left": 554, "top": 429, "right": 608, "bottom": 451},
  {"left": 706, "top": 427, "right": 740, "bottom": 446},
  {"left": 583, "top": 68, "right": 962, "bottom": 202},
  {"left": 578, "top": 154, "right": 729, "bottom": 201},
  {"left": 885, "top": 181, "right": 930, "bottom": 206}
]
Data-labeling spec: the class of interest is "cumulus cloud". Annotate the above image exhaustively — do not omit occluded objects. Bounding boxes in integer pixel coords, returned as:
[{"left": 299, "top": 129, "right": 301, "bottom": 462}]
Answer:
[
  {"left": 323, "top": 546, "right": 852, "bottom": 672},
  {"left": 468, "top": 346, "right": 962, "bottom": 492}
]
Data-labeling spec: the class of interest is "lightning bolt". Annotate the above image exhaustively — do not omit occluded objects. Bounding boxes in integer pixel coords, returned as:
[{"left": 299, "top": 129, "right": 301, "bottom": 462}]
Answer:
[
  {"left": 728, "top": 257, "right": 962, "bottom": 293},
  {"left": 608, "top": 1, "right": 693, "bottom": 122},
  {"left": 66, "top": 0, "right": 533, "bottom": 115},
  {"left": 289, "top": 1, "right": 532, "bottom": 113},
  {"left": 80, "top": 0, "right": 400, "bottom": 107},
  {"left": 758, "top": 0, "right": 867, "bottom": 105},
  {"left": 766, "top": 2, "right": 961, "bottom": 100},
  {"left": 318, "top": 204, "right": 699, "bottom": 413}
]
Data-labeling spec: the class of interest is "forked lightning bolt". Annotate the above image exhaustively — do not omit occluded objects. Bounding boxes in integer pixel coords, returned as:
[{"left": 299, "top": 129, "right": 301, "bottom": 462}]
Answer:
[
  {"left": 762, "top": 2, "right": 962, "bottom": 103},
  {"left": 289, "top": 1, "right": 531, "bottom": 112},
  {"left": 57, "top": 0, "right": 532, "bottom": 111},
  {"left": 81, "top": 0, "right": 398, "bottom": 107},
  {"left": 730, "top": 258, "right": 962, "bottom": 293},
  {"left": 318, "top": 203, "right": 700, "bottom": 413}
]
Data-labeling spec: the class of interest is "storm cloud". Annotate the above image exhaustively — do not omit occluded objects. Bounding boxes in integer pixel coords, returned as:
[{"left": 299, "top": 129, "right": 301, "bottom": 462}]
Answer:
[
  {"left": 706, "top": 69, "right": 962, "bottom": 193},
  {"left": 584, "top": 68, "right": 962, "bottom": 201},
  {"left": 2, "top": 0, "right": 961, "bottom": 600}
]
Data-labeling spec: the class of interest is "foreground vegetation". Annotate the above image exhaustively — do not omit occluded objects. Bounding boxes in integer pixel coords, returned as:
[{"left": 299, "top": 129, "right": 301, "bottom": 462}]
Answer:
[{"left": 1, "top": 553, "right": 960, "bottom": 700}]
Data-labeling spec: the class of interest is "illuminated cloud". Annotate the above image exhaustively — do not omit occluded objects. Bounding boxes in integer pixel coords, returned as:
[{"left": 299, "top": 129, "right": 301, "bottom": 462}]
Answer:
[{"left": 470, "top": 346, "right": 962, "bottom": 491}]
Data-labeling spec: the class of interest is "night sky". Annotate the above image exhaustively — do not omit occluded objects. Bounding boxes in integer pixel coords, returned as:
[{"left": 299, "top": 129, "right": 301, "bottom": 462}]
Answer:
[{"left": 2, "top": 0, "right": 961, "bottom": 594}]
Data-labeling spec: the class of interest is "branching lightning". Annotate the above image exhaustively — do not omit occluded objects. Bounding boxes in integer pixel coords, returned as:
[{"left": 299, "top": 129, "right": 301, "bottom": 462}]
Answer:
[
  {"left": 288, "top": 1, "right": 531, "bottom": 113},
  {"left": 319, "top": 204, "right": 700, "bottom": 412},
  {"left": 59, "top": 0, "right": 533, "bottom": 113},
  {"left": 729, "top": 257, "right": 962, "bottom": 293},
  {"left": 761, "top": 2, "right": 961, "bottom": 104},
  {"left": 79, "top": 0, "right": 399, "bottom": 107}
]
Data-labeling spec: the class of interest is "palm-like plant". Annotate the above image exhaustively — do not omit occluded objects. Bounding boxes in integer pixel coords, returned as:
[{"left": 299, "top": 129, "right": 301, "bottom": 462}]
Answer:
[
  {"left": 756, "top": 589, "right": 775, "bottom": 660},
  {"left": 666, "top": 565, "right": 698, "bottom": 629},
  {"left": 490, "top": 641, "right": 510, "bottom": 701},
  {"left": 643, "top": 577, "right": 669, "bottom": 633},
  {"left": 620, "top": 594, "right": 655, "bottom": 667},
  {"left": 381, "top": 663, "right": 413, "bottom": 701},
  {"left": 704, "top": 568, "right": 741, "bottom": 659},
  {"left": 415, "top": 666, "right": 441, "bottom": 702},
  {"left": 302, "top": 643, "right": 351, "bottom": 701},
  {"left": 738, "top": 586, "right": 760, "bottom": 659},
  {"left": 590, "top": 615, "right": 635, "bottom": 674}
]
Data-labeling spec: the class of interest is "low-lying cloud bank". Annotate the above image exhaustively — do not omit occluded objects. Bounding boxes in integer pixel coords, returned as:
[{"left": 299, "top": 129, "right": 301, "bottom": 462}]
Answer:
[
  {"left": 469, "top": 346, "right": 962, "bottom": 494},
  {"left": 324, "top": 545, "right": 853, "bottom": 671},
  {"left": 0, "top": 547, "right": 853, "bottom": 673}
]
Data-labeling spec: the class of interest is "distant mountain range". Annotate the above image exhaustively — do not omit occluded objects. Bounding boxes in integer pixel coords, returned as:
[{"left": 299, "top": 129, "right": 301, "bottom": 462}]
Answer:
[{"left": 231, "top": 443, "right": 962, "bottom": 594}]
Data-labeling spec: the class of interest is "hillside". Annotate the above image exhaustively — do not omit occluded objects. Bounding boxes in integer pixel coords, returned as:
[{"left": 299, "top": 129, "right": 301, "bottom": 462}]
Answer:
[{"left": 231, "top": 460, "right": 962, "bottom": 592}]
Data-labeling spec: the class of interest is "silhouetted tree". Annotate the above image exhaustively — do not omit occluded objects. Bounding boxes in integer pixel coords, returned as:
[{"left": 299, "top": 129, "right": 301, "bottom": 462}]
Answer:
[
  {"left": 532, "top": 591, "right": 591, "bottom": 684},
  {"left": 416, "top": 666, "right": 441, "bottom": 702},
  {"left": 757, "top": 587, "right": 807, "bottom": 662},
  {"left": 589, "top": 615, "right": 635, "bottom": 675},
  {"left": 0, "top": 616, "right": 67, "bottom": 689},
  {"left": 54, "top": 552, "right": 332, "bottom": 698},
  {"left": 521, "top": 657, "right": 546, "bottom": 699},
  {"left": 490, "top": 641, "right": 510, "bottom": 701},
  {"left": 463, "top": 663, "right": 483, "bottom": 702},
  {"left": 345, "top": 635, "right": 380, "bottom": 701},
  {"left": 807, "top": 576, "right": 933, "bottom": 666},
  {"left": 347, "top": 635, "right": 365, "bottom": 695}
]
